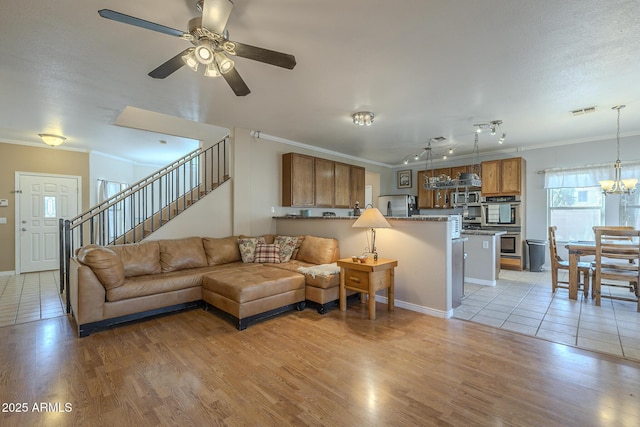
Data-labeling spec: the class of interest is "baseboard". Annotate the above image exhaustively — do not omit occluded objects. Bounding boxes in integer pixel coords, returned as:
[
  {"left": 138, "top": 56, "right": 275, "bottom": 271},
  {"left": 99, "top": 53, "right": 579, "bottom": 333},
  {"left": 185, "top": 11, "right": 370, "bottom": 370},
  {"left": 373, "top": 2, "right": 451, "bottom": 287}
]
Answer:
[
  {"left": 375, "top": 295, "right": 453, "bottom": 319},
  {"left": 465, "top": 277, "right": 497, "bottom": 286},
  {"left": 0, "top": 270, "right": 16, "bottom": 276}
]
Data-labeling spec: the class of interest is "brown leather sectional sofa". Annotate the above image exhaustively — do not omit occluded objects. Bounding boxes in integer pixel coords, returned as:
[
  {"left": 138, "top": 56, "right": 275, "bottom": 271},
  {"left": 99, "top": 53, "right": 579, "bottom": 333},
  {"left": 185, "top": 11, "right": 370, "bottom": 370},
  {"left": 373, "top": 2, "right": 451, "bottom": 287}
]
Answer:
[{"left": 69, "top": 234, "right": 341, "bottom": 337}]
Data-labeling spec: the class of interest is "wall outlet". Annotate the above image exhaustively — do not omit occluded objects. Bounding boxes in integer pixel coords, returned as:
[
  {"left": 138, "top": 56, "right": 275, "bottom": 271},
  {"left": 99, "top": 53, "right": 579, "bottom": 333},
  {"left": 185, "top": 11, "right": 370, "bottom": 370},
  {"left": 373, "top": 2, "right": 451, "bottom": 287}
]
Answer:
[
  {"left": 482, "top": 240, "right": 489, "bottom": 249},
  {"left": 0, "top": 217, "right": 6, "bottom": 224}
]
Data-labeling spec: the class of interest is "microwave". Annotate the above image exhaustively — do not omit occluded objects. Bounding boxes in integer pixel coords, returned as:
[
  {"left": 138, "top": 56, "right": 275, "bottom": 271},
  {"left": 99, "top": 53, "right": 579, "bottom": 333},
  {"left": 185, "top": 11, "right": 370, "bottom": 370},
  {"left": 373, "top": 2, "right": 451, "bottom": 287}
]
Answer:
[{"left": 451, "top": 191, "right": 481, "bottom": 206}]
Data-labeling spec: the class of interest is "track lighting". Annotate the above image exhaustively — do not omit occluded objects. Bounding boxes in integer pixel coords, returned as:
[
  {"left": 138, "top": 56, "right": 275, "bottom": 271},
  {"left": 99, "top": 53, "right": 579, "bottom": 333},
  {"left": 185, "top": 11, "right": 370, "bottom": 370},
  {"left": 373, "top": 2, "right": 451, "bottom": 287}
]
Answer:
[
  {"left": 474, "top": 120, "right": 505, "bottom": 144},
  {"left": 448, "top": 147, "right": 454, "bottom": 154},
  {"left": 498, "top": 133, "right": 506, "bottom": 144}
]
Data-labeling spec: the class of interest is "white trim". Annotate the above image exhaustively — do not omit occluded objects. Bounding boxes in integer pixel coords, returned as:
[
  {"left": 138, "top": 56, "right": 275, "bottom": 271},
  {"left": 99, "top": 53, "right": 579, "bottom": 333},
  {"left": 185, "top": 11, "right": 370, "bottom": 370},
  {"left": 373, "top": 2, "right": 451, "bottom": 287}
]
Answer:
[
  {"left": 14, "top": 172, "right": 82, "bottom": 274},
  {"left": 464, "top": 277, "right": 497, "bottom": 286},
  {"left": 0, "top": 270, "right": 16, "bottom": 276},
  {"left": 375, "top": 295, "right": 453, "bottom": 318}
]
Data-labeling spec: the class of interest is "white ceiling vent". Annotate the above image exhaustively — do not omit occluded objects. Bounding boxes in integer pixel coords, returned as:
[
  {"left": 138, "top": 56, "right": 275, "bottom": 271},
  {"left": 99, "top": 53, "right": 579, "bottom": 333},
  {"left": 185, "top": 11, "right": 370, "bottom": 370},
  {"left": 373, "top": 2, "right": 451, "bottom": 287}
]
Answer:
[{"left": 571, "top": 106, "right": 597, "bottom": 116}]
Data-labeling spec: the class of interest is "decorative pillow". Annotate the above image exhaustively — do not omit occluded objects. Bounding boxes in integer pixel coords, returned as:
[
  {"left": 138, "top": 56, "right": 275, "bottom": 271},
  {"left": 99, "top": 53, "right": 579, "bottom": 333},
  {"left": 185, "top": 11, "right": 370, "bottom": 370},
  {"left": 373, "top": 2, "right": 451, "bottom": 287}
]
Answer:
[
  {"left": 274, "top": 235, "right": 298, "bottom": 263},
  {"left": 77, "top": 246, "right": 125, "bottom": 290},
  {"left": 254, "top": 243, "right": 281, "bottom": 264},
  {"left": 237, "top": 237, "right": 266, "bottom": 263},
  {"left": 291, "top": 235, "right": 305, "bottom": 260}
]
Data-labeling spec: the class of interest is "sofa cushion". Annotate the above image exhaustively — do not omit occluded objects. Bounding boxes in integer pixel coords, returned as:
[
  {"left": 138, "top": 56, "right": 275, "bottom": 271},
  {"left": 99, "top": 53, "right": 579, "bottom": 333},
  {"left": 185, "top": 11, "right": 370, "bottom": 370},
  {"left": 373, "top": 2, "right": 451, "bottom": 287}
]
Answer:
[
  {"left": 77, "top": 246, "right": 125, "bottom": 290},
  {"left": 238, "top": 237, "right": 266, "bottom": 263},
  {"left": 274, "top": 235, "right": 298, "bottom": 263},
  {"left": 296, "top": 235, "right": 339, "bottom": 265},
  {"left": 159, "top": 237, "right": 207, "bottom": 272},
  {"left": 254, "top": 243, "right": 281, "bottom": 263},
  {"left": 203, "top": 236, "right": 242, "bottom": 266},
  {"left": 110, "top": 241, "right": 161, "bottom": 277}
]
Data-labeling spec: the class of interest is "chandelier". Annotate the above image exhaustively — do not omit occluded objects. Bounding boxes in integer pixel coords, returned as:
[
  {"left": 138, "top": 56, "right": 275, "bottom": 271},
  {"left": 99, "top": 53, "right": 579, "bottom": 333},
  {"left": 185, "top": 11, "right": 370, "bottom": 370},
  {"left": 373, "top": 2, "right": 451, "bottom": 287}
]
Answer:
[
  {"left": 352, "top": 111, "right": 374, "bottom": 126},
  {"left": 599, "top": 105, "right": 637, "bottom": 195}
]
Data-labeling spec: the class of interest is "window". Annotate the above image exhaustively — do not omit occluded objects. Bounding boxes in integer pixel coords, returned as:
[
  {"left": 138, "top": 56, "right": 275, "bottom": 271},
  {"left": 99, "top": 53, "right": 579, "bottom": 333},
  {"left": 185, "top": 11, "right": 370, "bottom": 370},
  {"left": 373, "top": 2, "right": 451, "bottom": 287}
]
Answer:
[
  {"left": 621, "top": 191, "right": 640, "bottom": 229},
  {"left": 548, "top": 187, "right": 604, "bottom": 241}
]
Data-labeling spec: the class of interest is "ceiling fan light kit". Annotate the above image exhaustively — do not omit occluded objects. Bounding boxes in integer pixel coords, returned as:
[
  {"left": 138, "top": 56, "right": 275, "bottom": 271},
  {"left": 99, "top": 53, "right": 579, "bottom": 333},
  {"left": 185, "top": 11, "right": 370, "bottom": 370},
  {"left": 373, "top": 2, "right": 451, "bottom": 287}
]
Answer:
[{"left": 98, "top": 0, "right": 296, "bottom": 96}]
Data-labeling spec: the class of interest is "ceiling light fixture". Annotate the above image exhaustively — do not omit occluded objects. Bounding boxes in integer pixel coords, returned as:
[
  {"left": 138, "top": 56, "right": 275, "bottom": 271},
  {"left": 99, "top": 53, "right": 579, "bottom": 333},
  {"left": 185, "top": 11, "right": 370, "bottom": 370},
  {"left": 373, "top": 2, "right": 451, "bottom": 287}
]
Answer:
[
  {"left": 39, "top": 133, "right": 66, "bottom": 147},
  {"left": 599, "top": 105, "right": 637, "bottom": 195},
  {"left": 181, "top": 48, "right": 199, "bottom": 71},
  {"left": 474, "top": 120, "right": 505, "bottom": 144},
  {"left": 352, "top": 111, "right": 374, "bottom": 126}
]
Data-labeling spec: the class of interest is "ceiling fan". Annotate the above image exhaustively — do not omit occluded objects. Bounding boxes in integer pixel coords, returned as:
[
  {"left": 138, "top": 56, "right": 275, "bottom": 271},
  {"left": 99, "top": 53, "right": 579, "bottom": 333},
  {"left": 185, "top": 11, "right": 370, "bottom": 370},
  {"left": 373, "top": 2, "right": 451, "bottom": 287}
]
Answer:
[{"left": 98, "top": 0, "right": 297, "bottom": 96}]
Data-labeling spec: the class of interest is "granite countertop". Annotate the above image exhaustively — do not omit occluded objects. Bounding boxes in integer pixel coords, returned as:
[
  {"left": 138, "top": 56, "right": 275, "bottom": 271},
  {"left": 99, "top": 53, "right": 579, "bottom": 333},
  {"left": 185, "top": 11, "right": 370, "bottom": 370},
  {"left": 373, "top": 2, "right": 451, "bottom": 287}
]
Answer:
[
  {"left": 461, "top": 229, "right": 508, "bottom": 236},
  {"left": 274, "top": 216, "right": 452, "bottom": 221}
]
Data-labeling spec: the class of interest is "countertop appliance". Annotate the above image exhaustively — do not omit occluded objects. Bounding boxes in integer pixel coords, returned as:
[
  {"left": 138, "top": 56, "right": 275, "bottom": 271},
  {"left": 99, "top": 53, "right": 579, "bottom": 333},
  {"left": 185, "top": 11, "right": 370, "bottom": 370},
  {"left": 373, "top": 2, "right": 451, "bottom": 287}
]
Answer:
[
  {"left": 451, "top": 190, "right": 481, "bottom": 207},
  {"left": 379, "top": 194, "right": 418, "bottom": 217}
]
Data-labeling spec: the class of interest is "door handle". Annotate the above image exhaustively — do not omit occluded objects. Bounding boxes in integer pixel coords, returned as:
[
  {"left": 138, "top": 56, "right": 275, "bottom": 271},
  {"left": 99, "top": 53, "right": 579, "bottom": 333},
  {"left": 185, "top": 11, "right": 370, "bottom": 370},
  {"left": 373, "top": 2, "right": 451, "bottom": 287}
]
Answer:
[{"left": 21, "top": 228, "right": 27, "bottom": 231}]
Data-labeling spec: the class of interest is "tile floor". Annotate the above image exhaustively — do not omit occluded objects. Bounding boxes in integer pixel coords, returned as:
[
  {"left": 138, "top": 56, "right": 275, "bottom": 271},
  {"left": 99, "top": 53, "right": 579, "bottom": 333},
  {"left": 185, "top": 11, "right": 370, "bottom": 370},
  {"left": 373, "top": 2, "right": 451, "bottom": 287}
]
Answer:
[
  {"left": 454, "top": 268, "right": 640, "bottom": 362},
  {"left": 0, "top": 271, "right": 65, "bottom": 328}
]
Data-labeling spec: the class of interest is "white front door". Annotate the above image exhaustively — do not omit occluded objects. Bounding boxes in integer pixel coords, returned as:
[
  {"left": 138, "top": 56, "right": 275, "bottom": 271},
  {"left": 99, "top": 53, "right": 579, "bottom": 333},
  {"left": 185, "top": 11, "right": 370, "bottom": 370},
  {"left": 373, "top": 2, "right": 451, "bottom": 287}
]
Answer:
[{"left": 18, "top": 173, "right": 80, "bottom": 273}]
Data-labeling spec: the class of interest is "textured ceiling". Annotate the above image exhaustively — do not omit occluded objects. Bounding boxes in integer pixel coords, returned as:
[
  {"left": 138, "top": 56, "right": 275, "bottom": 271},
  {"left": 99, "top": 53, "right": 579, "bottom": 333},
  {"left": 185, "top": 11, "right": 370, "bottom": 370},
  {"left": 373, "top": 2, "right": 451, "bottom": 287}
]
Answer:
[{"left": 1, "top": 0, "right": 640, "bottom": 167}]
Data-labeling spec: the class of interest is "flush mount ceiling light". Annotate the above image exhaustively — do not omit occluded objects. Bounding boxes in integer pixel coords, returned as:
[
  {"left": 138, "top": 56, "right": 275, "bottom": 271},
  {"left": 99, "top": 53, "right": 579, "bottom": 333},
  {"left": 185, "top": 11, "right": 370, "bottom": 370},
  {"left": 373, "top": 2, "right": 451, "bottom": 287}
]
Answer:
[
  {"left": 599, "top": 105, "right": 637, "bottom": 195},
  {"left": 39, "top": 133, "right": 66, "bottom": 147},
  {"left": 474, "top": 120, "right": 506, "bottom": 144},
  {"left": 352, "top": 111, "right": 374, "bottom": 126}
]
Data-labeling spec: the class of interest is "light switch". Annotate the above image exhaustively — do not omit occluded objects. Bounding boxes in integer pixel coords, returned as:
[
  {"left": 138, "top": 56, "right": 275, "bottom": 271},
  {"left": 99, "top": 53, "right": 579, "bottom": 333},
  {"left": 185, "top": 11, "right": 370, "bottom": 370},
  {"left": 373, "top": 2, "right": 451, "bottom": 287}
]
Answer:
[
  {"left": 0, "top": 199, "right": 8, "bottom": 207},
  {"left": 482, "top": 240, "right": 489, "bottom": 249},
  {"left": 0, "top": 217, "right": 7, "bottom": 224}
]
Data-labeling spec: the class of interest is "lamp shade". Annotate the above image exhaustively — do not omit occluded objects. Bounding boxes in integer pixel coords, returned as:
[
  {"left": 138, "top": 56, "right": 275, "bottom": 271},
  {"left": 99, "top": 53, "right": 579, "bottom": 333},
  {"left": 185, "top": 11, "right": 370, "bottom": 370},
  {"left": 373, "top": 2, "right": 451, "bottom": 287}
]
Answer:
[{"left": 352, "top": 208, "right": 391, "bottom": 229}]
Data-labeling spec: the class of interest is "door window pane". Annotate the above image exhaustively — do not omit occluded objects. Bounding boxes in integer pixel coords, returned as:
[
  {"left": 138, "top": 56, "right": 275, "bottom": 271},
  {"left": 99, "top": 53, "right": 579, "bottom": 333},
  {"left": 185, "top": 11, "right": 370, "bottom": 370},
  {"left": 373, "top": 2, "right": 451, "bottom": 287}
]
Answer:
[{"left": 43, "top": 196, "right": 56, "bottom": 218}]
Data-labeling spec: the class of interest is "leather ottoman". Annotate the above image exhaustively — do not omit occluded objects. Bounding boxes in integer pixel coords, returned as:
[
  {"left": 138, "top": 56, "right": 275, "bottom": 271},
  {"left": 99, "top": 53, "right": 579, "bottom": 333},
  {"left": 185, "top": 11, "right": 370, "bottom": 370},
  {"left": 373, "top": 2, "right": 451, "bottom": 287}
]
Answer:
[{"left": 202, "top": 265, "right": 306, "bottom": 330}]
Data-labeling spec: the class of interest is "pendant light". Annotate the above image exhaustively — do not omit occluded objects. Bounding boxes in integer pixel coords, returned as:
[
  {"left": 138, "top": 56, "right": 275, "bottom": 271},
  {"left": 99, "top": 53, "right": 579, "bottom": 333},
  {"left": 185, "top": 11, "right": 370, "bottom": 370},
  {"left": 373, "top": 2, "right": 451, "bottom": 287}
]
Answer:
[{"left": 599, "top": 105, "right": 637, "bottom": 195}]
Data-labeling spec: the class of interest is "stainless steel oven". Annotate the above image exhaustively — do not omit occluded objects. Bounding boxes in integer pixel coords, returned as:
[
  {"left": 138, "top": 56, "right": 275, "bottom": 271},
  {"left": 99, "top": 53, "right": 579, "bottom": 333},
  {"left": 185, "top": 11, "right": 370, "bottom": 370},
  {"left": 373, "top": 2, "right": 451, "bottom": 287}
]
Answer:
[
  {"left": 481, "top": 196, "right": 521, "bottom": 227},
  {"left": 500, "top": 232, "right": 522, "bottom": 257}
]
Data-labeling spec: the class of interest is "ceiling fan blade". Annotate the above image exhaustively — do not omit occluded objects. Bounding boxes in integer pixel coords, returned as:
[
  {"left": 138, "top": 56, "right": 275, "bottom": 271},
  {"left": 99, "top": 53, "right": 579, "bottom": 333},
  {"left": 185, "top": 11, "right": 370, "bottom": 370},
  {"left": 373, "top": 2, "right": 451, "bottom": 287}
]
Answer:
[
  {"left": 201, "top": 0, "right": 234, "bottom": 35},
  {"left": 224, "top": 41, "right": 297, "bottom": 69},
  {"left": 98, "top": 9, "right": 186, "bottom": 38},
  {"left": 222, "top": 68, "right": 251, "bottom": 96},
  {"left": 148, "top": 49, "right": 191, "bottom": 79}
]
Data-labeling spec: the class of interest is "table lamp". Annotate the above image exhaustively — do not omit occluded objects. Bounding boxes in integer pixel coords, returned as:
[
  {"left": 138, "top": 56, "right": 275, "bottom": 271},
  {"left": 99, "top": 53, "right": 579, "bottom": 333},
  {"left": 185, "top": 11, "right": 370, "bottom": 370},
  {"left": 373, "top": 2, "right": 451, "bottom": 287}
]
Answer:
[{"left": 352, "top": 207, "right": 391, "bottom": 261}]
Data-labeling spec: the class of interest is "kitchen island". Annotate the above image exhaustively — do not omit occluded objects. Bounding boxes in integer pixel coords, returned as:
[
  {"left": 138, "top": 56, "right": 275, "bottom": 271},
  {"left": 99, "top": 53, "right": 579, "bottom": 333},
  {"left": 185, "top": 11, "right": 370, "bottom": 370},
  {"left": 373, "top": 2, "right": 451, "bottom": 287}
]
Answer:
[
  {"left": 274, "top": 215, "right": 464, "bottom": 318},
  {"left": 461, "top": 229, "right": 505, "bottom": 286}
]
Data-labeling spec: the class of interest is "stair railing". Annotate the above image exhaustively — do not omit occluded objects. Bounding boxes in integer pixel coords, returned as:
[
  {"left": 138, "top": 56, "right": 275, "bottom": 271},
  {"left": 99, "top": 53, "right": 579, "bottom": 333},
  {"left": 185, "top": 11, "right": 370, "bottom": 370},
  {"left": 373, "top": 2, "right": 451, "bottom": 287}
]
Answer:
[{"left": 59, "top": 136, "right": 229, "bottom": 312}]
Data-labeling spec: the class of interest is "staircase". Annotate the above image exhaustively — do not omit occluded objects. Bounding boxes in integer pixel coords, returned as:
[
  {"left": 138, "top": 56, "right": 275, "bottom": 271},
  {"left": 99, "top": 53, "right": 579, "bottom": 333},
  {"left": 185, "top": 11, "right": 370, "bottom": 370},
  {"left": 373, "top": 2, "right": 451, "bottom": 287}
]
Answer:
[{"left": 59, "top": 137, "right": 230, "bottom": 311}]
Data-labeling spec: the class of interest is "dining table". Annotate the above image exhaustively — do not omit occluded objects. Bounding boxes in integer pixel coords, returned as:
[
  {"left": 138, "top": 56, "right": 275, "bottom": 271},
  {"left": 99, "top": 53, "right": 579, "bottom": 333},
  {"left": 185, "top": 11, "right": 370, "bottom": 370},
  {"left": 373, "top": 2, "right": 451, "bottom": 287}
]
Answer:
[{"left": 565, "top": 241, "right": 596, "bottom": 300}]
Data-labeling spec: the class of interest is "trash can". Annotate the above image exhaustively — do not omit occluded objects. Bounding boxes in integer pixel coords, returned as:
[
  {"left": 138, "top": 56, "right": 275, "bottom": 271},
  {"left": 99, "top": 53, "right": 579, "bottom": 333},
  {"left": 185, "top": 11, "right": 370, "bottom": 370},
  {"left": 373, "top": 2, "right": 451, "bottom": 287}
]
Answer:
[{"left": 526, "top": 239, "right": 546, "bottom": 272}]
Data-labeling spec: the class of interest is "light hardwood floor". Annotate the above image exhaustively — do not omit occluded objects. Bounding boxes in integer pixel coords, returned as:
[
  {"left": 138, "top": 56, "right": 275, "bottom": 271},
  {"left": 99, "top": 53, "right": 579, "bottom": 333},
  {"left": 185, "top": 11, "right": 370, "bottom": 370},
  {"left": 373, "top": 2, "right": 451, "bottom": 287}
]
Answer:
[{"left": 1, "top": 298, "right": 639, "bottom": 426}]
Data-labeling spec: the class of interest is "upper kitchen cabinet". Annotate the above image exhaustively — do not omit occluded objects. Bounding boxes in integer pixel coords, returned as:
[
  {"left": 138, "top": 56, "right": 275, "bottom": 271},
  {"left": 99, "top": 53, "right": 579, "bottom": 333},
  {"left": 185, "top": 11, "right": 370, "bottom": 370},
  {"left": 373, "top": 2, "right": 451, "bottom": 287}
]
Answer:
[
  {"left": 334, "top": 162, "right": 351, "bottom": 208},
  {"left": 282, "top": 153, "right": 315, "bottom": 207},
  {"left": 450, "top": 165, "right": 469, "bottom": 180},
  {"left": 481, "top": 157, "right": 524, "bottom": 196},
  {"left": 350, "top": 165, "right": 365, "bottom": 208},
  {"left": 282, "top": 153, "right": 365, "bottom": 208},
  {"left": 417, "top": 170, "right": 433, "bottom": 209},
  {"left": 314, "top": 158, "right": 335, "bottom": 207}
]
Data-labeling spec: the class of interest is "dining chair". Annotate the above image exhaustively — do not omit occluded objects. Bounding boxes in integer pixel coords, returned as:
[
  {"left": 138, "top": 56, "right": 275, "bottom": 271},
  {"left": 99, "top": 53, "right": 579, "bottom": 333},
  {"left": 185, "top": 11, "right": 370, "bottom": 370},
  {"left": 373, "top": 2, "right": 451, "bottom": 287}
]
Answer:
[
  {"left": 548, "top": 226, "right": 591, "bottom": 297},
  {"left": 592, "top": 227, "right": 640, "bottom": 311}
]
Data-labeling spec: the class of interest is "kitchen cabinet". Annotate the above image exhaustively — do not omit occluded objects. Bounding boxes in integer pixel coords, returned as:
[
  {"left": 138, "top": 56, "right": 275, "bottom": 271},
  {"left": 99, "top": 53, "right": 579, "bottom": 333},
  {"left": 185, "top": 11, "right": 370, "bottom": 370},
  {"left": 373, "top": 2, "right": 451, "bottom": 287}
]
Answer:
[
  {"left": 282, "top": 153, "right": 315, "bottom": 207},
  {"left": 450, "top": 165, "right": 469, "bottom": 180},
  {"left": 334, "top": 162, "right": 351, "bottom": 208},
  {"left": 350, "top": 165, "right": 365, "bottom": 208},
  {"left": 282, "top": 153, "right": 365, "bottom": 208},
  {"left": 417, "top": 170, "right": 433, "bottom": 209},
  {"left": 481, "top": 157, "right": 523, "bottom": 196},
  {"left": 314, "top": 158, "right": 334, "bottom": 207}
]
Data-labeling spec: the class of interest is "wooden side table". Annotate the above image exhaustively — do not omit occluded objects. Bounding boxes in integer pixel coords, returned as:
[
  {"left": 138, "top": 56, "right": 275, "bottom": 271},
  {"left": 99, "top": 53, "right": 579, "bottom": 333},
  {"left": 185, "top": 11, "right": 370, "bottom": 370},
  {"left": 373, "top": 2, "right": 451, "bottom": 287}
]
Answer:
[{"left": 338, "top": 258, "right": 398, "bottom": 320}]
